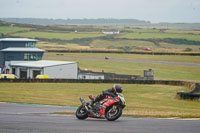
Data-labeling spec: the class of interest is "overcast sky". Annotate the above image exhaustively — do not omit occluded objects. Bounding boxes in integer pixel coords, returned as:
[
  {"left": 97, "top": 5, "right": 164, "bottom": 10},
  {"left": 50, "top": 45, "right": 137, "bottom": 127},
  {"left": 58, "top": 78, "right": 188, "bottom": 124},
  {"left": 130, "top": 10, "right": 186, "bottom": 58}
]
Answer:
[{"left": 0, "top": 0, "right": 200, "bottom": 23}]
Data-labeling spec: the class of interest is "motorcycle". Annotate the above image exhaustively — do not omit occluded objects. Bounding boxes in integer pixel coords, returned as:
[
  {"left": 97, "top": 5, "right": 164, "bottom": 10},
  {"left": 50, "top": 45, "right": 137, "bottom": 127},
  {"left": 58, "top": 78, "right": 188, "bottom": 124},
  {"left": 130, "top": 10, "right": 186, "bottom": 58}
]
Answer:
[{"left": 76, "top": 93, "right": 126, "bottom": 121}]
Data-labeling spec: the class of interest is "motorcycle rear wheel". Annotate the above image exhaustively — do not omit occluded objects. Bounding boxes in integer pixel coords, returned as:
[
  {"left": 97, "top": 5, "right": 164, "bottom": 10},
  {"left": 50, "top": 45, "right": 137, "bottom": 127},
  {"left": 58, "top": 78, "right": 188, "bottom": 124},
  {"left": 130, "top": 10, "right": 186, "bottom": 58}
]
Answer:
[
  {"left": 76, "top": 105, "right": 88, "bottom": 120},
  {"left": 105, "top": 105, "right": 122, "bottom": 121}
]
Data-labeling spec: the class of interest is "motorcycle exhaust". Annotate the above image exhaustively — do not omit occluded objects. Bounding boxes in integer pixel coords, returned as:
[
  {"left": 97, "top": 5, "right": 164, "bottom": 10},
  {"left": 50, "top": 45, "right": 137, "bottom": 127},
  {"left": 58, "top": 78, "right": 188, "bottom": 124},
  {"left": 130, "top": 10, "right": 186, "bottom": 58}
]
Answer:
[
  {"left": 80, "top": 97, "right": 89, "bottom": 110},
  {"left": 80, "top": 97, "right": 86, "bottom": 105},
  {"left": 80, "top": 97, "right": 87, "bottom": 106}
]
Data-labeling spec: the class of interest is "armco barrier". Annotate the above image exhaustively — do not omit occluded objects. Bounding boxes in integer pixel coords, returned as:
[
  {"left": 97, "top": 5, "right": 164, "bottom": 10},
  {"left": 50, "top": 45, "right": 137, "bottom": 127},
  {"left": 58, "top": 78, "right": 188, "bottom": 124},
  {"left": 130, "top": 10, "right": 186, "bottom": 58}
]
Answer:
[
  {"left": 0, "top": 79, "right": 199, "bottom": 100},
  {"left": 0, "top": 79, "right": 196, "bottom": 85},
  {"left": 176, "top": 92, "right": 200, "bottom": 100},
  {"left": 47, "top": 50, "right": 200, "bottom": 56},
  {"left": 176, "top": 83, "right": 200, "bottom": 100}
]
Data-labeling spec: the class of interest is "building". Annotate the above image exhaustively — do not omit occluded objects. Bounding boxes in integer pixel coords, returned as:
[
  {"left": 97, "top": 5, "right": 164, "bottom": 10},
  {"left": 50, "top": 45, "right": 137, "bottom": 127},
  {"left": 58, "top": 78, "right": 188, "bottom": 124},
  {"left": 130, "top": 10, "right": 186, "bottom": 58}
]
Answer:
[
  {"left": 143, "top": 69, "right": 154, "bottom": 80},
  {"left": 0, "top": 38, "right": 78, "bottom": 79},
  {"left": 8, "top": 60, "right": 78, "bottom": 79},
  {"left": 79, "top": 71, "right": 104, "bottom": 80},
  {"left": 102, "top": 30, "right": 120, "bottom": 35},
  {"left": 0, "top": 38, "right": 44, "bottom": 69}
]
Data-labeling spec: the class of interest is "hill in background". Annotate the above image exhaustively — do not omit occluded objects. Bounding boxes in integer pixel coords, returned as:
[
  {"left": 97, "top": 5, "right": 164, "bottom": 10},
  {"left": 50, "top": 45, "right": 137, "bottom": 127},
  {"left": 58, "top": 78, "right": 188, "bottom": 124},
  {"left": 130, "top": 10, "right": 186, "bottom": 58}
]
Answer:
[
  {"left": 0, "top": 18, "right": 150, "bottom": 26},
  {"left": 1, "top": 18, "right": 200, "bottom": 30},
  {"left": 0, "top": 20, "right": 200, "bottom": 53}
]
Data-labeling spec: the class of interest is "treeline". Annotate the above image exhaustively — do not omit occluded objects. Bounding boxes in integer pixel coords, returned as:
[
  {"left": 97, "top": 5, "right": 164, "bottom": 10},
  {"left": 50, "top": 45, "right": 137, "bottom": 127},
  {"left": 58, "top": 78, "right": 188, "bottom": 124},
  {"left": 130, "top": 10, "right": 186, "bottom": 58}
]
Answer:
[
  {"left": 0, "top": 18, "right": 150, "bottom": 25},
  {"left": 1, "top": 19, "right": 200, "bottom": 29}
]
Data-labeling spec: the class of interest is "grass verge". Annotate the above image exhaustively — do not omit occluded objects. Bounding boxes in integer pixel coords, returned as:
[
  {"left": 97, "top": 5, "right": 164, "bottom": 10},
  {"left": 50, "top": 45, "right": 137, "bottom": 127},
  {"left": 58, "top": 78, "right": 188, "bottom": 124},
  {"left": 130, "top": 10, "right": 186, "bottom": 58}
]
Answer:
[
  {"left": 43, "top": 53, "right": 200, "bottom": 82},
  {"left": 0, "top": 83, "right": 200, "bottom": 118}
]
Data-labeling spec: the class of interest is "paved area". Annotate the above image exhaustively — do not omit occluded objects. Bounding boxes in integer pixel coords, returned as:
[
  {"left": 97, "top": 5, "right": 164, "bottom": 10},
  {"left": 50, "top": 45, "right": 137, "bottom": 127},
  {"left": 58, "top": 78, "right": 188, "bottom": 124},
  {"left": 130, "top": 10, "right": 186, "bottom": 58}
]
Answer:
[
  {"left": 0, "top": 102, "right": 76, "bottom": 114},
  {"left": 47, "top": 54, "right": 200, "bottom": 67},
  {"left": 0, "top": 103, "right": 200, "bottom": 133}
]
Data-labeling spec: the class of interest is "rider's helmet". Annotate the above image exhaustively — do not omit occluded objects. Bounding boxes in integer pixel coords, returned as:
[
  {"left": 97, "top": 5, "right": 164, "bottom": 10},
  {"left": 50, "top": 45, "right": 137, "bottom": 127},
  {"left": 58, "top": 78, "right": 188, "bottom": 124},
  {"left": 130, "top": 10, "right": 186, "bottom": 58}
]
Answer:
[{"left": 113, "top": 84, "right": 123, "bottom": 93}]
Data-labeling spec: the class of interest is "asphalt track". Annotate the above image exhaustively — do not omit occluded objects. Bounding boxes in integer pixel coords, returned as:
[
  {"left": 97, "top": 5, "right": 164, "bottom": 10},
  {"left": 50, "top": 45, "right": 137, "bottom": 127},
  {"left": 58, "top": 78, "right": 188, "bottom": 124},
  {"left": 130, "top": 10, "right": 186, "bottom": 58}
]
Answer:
[
  {"left": 51, "top": 54, "right": 200, "bottom": 67},
  {"left": 0, "top": 103, "right": 200, "bottom": 133}
]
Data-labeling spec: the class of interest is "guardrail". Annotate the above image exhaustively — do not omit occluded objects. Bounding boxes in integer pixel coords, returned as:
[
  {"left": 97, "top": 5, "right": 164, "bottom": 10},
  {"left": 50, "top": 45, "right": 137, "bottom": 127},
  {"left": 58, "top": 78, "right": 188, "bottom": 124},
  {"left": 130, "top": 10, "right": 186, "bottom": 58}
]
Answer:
[
  {"left": 47, "top": 50, "right": 200, "bottom": 56},
  {"left": 0, "top": 79, "right": 196, "bottom": 85},
  {"left": 0, "top": 79, "right": 199, "bottom": 100}
]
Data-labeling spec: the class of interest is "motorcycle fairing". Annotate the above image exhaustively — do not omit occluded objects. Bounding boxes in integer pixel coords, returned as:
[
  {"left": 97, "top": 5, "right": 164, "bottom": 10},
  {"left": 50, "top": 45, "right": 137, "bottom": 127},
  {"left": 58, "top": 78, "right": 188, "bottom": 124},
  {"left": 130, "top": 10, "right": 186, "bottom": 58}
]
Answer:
[{"left": 88, "top": 97, "right": 118, "bottom": 118}]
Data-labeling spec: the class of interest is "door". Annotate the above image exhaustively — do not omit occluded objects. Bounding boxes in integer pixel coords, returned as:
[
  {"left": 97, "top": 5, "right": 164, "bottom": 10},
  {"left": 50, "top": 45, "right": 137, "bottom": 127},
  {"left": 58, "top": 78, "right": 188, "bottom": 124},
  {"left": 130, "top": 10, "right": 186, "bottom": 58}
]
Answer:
[
  {"left": 20, "top": 69, "right": 27, "bottom": 79},
  {"left": 12, "top": 68, "right": 16, "bottom": 75},
  {"left": 33, "top": 70, "right": 41, "bottom": 79}
]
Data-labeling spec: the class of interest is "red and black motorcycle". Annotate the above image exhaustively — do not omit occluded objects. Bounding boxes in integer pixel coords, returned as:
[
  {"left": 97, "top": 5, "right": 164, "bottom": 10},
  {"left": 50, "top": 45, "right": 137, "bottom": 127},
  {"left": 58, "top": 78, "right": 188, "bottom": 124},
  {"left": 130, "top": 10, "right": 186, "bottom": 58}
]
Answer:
[{"left": 76, "top": 93, "right": 126, "bottom": 121}]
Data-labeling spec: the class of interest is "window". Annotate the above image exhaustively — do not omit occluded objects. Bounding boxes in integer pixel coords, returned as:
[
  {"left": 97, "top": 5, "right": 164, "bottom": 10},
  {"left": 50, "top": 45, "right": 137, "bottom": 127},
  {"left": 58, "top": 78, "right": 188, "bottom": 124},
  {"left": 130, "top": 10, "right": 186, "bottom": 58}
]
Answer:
[
  {"left": 24, "top": 53, "right": 28, "bottom": 60},
  {"left": 25, "top": 42, "right": 35, "bottom": 47},
  {"left": 24, "top": 53, "right": 42, "bottom": 61},
  {"left": 8, "top": 56, "right": 14, "bottom": 59}
]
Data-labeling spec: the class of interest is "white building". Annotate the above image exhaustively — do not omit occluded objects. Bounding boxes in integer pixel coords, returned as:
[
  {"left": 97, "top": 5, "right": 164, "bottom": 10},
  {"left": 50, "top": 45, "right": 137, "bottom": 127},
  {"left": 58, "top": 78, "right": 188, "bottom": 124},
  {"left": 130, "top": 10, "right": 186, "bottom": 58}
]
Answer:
[
  {"left": 78, "top": 73, "right": 105, "bottom": 79},
  {"left": 102, "top": 30, "right": 120, "bottom": 35},
  {"left": 79, "top": 72, "right": 104, "bottom": 80},
  {"left": 6, "top": 60, "right": 78, "bottom": 79}
]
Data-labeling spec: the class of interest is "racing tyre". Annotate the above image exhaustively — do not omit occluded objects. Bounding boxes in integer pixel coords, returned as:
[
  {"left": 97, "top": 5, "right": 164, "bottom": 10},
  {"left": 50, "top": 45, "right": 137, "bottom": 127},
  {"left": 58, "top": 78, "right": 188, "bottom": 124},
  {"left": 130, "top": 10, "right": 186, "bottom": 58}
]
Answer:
[
  {"left": 76, "top": 105, "right": 88, "bottom": 120},
  {"left": 105, "top": 105, "right": 122, "bottom": 121}
]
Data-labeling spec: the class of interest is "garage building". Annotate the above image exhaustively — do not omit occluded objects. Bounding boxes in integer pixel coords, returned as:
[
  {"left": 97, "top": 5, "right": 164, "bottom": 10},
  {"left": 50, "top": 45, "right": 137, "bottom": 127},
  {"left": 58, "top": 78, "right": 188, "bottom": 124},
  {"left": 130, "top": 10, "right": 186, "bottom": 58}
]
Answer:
[{"left": 7, "top": 60, "right": 78, "bottom": 79}]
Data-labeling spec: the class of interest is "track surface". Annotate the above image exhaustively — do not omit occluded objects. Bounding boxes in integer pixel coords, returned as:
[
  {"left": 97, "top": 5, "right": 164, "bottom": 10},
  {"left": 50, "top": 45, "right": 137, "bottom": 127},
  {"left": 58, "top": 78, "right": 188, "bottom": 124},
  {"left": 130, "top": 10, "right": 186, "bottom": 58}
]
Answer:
[
  {"left": 47, "top": 55, "right": 200, "bottom": 67},
  {"left": 0, "top": 103, "right": 200, "bottom": 133}
]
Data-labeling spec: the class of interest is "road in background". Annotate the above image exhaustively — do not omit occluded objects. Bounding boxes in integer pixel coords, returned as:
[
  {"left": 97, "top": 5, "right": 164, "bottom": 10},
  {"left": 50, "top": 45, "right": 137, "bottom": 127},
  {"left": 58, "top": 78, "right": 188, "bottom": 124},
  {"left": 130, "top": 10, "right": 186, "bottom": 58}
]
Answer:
[
  {"left": 0, "top": 103, "right": 200, "bottom": 133},
  {"left": 46, "top": 54, "right": 200, "bottom": 67}
]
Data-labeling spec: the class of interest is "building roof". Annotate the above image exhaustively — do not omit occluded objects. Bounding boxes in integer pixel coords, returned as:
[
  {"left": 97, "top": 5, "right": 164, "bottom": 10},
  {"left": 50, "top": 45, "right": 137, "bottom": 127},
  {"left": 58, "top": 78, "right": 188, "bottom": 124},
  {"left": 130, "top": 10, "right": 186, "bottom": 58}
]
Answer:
[
  {"left": 0, "top": 47, "right": 45, "bottom": 52},
  {"left": 0, "top": 38, "right": 38, "bottom": 42},
  {"left": 10, "top": 60, "right": 77, "bottom": 68}
]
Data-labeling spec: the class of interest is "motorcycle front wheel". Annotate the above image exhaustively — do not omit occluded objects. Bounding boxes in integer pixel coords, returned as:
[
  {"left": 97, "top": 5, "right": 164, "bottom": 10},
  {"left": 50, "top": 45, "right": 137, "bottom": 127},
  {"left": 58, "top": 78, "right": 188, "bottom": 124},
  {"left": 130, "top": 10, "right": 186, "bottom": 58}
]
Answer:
[
  {"left": 105, "top": 105, "right": 122, "bottom": 121},
  {"left": 76, "top": 105, "right": 88, "bottom": 120}
]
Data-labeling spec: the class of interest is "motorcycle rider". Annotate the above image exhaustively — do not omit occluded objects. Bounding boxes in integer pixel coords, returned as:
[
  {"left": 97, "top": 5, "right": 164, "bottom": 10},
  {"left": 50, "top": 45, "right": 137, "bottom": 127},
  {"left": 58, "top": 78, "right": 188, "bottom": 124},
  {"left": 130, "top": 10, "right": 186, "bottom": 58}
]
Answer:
[{"left": 88, "top": 84, "right": 123, "bottom": 116}]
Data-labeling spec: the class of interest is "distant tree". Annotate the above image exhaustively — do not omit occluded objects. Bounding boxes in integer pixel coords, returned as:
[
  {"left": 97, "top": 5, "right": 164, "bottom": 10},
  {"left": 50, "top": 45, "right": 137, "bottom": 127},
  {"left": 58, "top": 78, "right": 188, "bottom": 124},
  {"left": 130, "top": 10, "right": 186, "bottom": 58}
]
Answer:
[
  {"left": 123, "top": 46, "right": 132, "bottom": 52},
  {"left": 184, "top": 48, "right": 192, "bottom": 52},
  {"left": 0, "top": 33, "right": 4, "bottom": 37}
]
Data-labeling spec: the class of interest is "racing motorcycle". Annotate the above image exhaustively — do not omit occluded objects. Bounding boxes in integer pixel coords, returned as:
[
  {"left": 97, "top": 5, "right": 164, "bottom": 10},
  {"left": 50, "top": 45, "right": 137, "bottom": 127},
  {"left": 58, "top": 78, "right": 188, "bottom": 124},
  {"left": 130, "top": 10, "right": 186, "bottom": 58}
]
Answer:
[{"left": 76, "top": 93, "right": 126, "bottom": 121}]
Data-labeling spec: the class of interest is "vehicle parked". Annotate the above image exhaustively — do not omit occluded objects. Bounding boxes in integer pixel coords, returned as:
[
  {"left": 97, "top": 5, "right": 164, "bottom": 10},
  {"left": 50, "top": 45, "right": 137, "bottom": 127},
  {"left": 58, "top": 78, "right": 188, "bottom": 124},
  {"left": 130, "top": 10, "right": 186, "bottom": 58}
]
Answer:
[
  {"left": 0, "top": 74, "right": 18, "bottom": 79},
  {"left": 36, "top": 75, "right": 49, "bottom": 79}
]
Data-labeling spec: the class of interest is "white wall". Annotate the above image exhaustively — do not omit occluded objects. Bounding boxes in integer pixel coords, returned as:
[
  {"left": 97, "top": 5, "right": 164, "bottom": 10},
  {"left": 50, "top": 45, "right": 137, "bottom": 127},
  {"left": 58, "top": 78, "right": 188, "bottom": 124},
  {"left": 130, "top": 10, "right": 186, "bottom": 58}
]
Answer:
[
  {"left": 79, "top": 74, "right": 104, "bottom": 80},
  {"left": 6, "top": 61, "right": 78, "bottom": 79},
  {"left": 44, "top": 63, "right": 78, "bottom": 79}
]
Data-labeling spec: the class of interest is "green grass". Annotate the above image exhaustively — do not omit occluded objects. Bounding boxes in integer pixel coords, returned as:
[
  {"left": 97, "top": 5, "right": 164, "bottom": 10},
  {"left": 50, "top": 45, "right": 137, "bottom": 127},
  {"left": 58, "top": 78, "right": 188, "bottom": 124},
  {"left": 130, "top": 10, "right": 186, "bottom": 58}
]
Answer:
[
  {"left": 43, "top": 53, "right": 200, "bottom": 82},
  {"left": 37, "top": 40, "right": 200, "bottom": 52},
  {"left": 0, "top": 83, "right": 199, "bottom": 118},
  {"left": 119, "top": 32, "right": 200, "bottom": 42},
  {"left": 165, "top": 29, "right": 200, "bottom": 35},
  {"left": 124, "top": 28, "right": 200, "bottom": 35},
  {"left": 13, "top": 31, "right": 105, "bottom": 40},
  {"left": 159, "top": 42, "right": 200, "bottom": 51},
  {"left": 78, "top": 60, "right": 200, "bottom": 81},
  {"left": 0, "top": 26, "right": 31, "bottom": 34},
  {"left": 44, "top": 52, "right": 200, "bottom": 64},
  {"left": 1, "top": 25, "right": 200, "bottom": 53},
  {"left": 36, "top": 42, "right": 91, "bottom": 50},
  {"left": 90, "top": 39, "right": 155, "bottom": 49},
  {"left": 123, "top": 28, "right": 161, "bottom": 33}
]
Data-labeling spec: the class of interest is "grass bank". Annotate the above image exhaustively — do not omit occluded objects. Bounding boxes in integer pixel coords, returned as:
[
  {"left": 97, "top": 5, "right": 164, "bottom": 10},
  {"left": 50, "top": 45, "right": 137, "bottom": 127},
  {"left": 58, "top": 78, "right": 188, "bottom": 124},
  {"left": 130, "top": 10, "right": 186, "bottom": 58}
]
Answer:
[
  {"left": 0, "top": 83, "right": 200, "bottom": 118},
  {"left": 13, "top": 31, "right": 104, "bottom": 40},
  {"left": 43, "top": 53, "right": 200, "bottom": 82},
  {"left": 119, "top": 32, "right": 200, "bottom": 42},
  {"left": 44, "top": 52, "right": 200, "bottom": 63}
]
